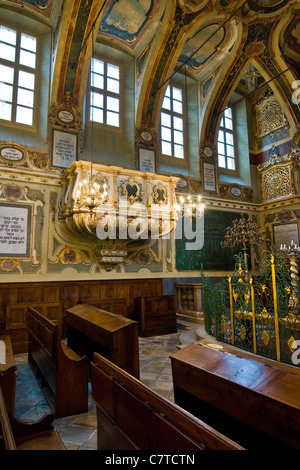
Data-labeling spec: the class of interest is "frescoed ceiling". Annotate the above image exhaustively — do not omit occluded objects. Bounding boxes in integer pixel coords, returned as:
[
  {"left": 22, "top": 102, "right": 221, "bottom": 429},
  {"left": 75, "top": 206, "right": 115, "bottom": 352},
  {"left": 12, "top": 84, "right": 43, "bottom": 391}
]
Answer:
[{"left": 2, "top": 0, "right": 299, "bottom": 131}]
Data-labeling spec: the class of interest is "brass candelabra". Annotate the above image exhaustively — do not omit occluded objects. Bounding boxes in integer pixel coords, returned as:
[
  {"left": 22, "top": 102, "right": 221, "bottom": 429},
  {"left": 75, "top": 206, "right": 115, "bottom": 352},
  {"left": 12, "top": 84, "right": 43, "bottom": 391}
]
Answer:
[{"left": 220, "top": 215, "right": 265, "bottom": 270}]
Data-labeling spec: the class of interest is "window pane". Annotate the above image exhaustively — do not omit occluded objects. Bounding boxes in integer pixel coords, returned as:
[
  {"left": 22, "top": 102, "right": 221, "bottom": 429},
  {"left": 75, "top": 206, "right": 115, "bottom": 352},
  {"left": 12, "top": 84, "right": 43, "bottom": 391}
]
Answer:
[
  {"left": 16, "top": 105, "right": 33, "bottom": 125},
  {"left": 0, "top": 65, "right": 14, "bottom": 84},
  {"left": 17, "top": 88, "right": 34, "bottom": 107},
  {"left": 162, "top": 141, "right": 172, "bottom": 156},
  {"left": 227, "top": 158, "right": 235, "bottom": 170},
  {"left": 224, "top": 107, "right": 232, "bottom": 118},
  {"left": 19, "top": 49, "right": 36, "bottom": 68},
  {"left": 162, "top": 96, "right": 170, "bottom": 110},
  {"left": 18, "top": 70, "right": 35, "bottom": 90},
  {"left": 174, "top": 130, "right": 183, "bottom": 145},
  {"left": 161, "top": 126, "right": 171, "bottom": 142},
  {"left": 107, "top": 63, "right": 119, "bottom": 80},
  {"left": 90, "top": 91, "right": 103, "bottom": 108},
  {"left": 0, "top": 101, "right": 12, "bottom": 120},
  {"left": 220, "top": 117, "right": 224, "bottom": 127},
  {"left": 91, "top": 72, "right": 103, "bottom": 89},
  {"left": 107, "top": 77, "right": 119, "bottom": 94},
  {"left": 225, "top": 117, "right": 233, "bottom": 130},
  {"left": 173, "top": 116, "right": 183, "bottom": 131},
  {"left": 0, "top": 26, "right": 16, "bottom": 45},
  {"left": 21, "top": 33, "right": 36, "bottom": 52},
  {"left": 91, "top": 58, "right": 104, "bottom": 74},
  {"left": 173, "top": 100, "right": 182, "bottom": 114},
  {"left": 161, "top": 112, "right": 171, "bottom": 127},
  {"left": 90, "top": 106, "right": 103, "bottom": 123},
  {"left": 0, "top": 43, "right": 16, "bottom": 62},
  {"left": 225, "top": 132, "right": 234, "bottom": 145},
  {"left": 218, "top": 154, "right": 226, "bottom": 168},
  {"left": 107, "top": 96, "right": 119, "bottom": 113},
  {"left": 218, "top": 130, "right": 224, "bottom": 142},
  {"left": 172, "top": 87, "right": 182, "bottom": 102},
  {"left": 165, "top": 85, "right": 170, "bottom": 97},
  {"left": 107, "top": 111, "right": 119, "bottom": 127},
  {"left": 174, "top": 144, "right": 184, "bottom": 159},
  {"left": 218, "top": 142, "right": 225, "bottom": 155},
  {"left": 227, "top": 144, "right": 234, "bottom": 157},
  {"left": 0, "top": 83, "right": 13, "bottom": 102}
]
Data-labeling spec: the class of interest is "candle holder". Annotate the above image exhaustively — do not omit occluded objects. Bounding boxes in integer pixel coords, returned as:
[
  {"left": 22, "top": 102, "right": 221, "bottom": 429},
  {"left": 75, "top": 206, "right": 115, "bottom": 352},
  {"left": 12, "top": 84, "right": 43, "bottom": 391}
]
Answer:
[
  {"left": 280, "top": 240, "right": 300, "bottom": 318},
  {"left": 220, "top": 215, "right": 265, "bottom": 271}
]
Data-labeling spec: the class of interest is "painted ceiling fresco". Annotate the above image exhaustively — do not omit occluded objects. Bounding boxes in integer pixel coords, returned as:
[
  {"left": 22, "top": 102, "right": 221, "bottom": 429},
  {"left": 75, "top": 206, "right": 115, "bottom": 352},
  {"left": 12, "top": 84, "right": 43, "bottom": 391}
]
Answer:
[
  {"left": 3, "top": 0, "right": 299, "bottom": 134},
  {"left": 99, "top": 0, "right": 157, "bottom": 48}
]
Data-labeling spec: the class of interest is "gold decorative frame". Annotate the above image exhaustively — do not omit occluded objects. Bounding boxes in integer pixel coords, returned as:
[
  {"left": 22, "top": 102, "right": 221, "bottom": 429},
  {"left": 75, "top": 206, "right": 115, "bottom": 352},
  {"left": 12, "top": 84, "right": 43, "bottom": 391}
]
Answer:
[{"left": 258, "top": 158, "right": 296, "bottom": 202}]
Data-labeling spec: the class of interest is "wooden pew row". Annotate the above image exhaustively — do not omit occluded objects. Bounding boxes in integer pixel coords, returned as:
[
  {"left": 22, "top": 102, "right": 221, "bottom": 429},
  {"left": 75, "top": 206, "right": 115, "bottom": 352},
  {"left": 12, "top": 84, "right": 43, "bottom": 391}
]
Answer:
[
  {"left": 0, "top": 335, "right": 17, "bottom": 414},
  {"left": 91, "top": 352, "right": 244, "bottom": 451},
  {"left": 0, "top": 278, "right": 163, "bottom": 330},
  {"left": 27, "top": 306, "right": 89, "bottom": 418},
  {"left": 66, "top": 304, "right": 140, "bottom": 379},
  {"left": 77, "top": 297, "right": 127, "bottom": 317},
  {"left": 170, "top": 341, "right": 300, "bottom": 450},
  {"left": 6, "top": 301, "right": 63, "bottom": 353},
  {"left": 134, "top": 295, "right": 177, "bottom": 337},
  {"left": 0, "top": 386, "right": 66, "bottom": 450}
]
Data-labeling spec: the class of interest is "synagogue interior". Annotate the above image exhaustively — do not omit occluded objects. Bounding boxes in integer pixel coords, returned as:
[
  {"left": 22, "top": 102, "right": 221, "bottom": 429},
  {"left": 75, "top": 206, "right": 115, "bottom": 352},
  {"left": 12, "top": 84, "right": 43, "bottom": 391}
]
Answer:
[{"left": 0, "top": 0, "right": 300, "bottom": 452}]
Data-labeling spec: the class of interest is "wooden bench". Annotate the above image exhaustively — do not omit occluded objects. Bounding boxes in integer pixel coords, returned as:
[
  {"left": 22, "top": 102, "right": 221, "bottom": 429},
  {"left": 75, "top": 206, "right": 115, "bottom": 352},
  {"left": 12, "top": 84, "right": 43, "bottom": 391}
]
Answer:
[
  {"left": 90, "top": 352, "right": 244, "bottom": 450},
  {"left": 134, "top": 295, "right": 177, "bottom": 337},
  {"left": 170, "top": 340, "right": 300, "bottom": 450},
  {"left": 0, "top": 386, "right": 66, "bottom": 450},
  {"left": 0, "top": 334, "right": 17, "bottom": 414},
  {"left": 78, "top": 298, "right": 127, "bottom": 317},
  {"left": 66, "top": 304, "right": 140, "bottom": 379},
  {"left": 28, "top": 306, "right": 89, "bottom": 418},
  {"left": 6, "top": 301, "right": 63, "bottom": 353}
]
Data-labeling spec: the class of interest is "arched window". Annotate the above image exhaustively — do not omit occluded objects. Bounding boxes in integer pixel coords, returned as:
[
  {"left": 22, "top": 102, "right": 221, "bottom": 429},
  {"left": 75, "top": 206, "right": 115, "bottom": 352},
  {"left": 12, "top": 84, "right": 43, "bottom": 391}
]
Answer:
[
  {"left": 0, "top": 25, "right": 37, "bottom": 126},
  {"left": 217, "top": 107, "right": 235, "bottom": 170},
  {"left": 161, "top": 84, "right": 185, "bottom": 159},
  {"left": 89, "top": 57, "right": 120, "bottom": 128}
]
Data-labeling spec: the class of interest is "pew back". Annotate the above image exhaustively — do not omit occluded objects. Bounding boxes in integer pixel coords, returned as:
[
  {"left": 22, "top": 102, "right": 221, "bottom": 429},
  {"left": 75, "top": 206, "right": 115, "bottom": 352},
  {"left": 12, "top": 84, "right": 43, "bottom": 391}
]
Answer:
[
  {"left": 134, "top": 295, "right": 177, "bottom": 336},
  {"left": 6, "top": 301, "right": 63, "bottom": 353},
  {"left": 0, "top": 386, "right": 65, "bottom": 450},
  {"left": 78, "top": 298, "right": 127, "bottom": 317},
  {"left": 91, "top": 352, "right": 244, "bottom": 451},
  {"left": 0, "top": 334, "right": 17, "bottom": 414},
  {"left": 28, "top": 306, "right": 89, "bottom": 418}
]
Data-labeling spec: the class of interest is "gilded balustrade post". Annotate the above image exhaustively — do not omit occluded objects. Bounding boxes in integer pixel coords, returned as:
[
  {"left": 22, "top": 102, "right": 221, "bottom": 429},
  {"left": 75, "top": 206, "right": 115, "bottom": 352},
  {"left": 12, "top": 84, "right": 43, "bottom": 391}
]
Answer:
[
  {"left": 271, "top": 255, "right": 281, "bottom": 362},
  {"left": 250, "top": 277, "right": 257, "bottom": 355},
  {"left": 228, "top": 276, "right": 234, "bottom": 345}
]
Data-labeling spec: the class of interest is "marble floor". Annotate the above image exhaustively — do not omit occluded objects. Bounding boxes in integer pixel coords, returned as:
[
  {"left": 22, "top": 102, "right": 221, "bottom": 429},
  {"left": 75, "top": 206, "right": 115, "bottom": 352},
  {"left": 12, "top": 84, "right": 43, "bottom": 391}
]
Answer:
[{"left": 13, "top": 325, "right": 200, "bottom": 450}]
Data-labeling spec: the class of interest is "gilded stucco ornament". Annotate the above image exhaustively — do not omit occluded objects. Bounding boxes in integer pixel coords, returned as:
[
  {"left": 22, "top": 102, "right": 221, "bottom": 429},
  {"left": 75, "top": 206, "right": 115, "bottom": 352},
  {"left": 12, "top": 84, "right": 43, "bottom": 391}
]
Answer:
[{"left": 58, "top": 161, "right": 179, "bottom": 270}]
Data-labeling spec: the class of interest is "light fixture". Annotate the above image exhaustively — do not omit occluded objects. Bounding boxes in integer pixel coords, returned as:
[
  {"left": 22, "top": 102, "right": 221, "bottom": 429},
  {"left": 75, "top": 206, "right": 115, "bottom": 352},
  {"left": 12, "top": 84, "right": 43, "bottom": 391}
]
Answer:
[{"left": 175, "top": 65, "right": 204, "bottom": 220}]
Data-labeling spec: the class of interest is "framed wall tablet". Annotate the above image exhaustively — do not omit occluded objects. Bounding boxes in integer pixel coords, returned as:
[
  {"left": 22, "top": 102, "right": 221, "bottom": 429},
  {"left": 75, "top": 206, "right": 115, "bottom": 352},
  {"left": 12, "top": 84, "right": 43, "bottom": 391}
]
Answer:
[
  {"left": 138, "top": 148, "right": 156, "bottom": 173},
  {"left": 0, "top": 203, "right": 32, "bottom": 258},
  {"left": 273, "top": 222, "right": 299, "bottom": 248},
  {"left": 203, "top": 162, "right": 216, "bottom": 192},
  {"left": 52, "top": 129, "right": 78, "bottom": 168}
]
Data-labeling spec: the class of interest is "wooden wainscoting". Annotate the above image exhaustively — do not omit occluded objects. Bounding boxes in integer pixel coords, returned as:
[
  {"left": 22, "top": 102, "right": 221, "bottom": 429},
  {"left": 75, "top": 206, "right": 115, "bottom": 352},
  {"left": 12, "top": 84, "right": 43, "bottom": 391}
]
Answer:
[{"left": 0, "top": 278, "right": 163, "bottom": 353}]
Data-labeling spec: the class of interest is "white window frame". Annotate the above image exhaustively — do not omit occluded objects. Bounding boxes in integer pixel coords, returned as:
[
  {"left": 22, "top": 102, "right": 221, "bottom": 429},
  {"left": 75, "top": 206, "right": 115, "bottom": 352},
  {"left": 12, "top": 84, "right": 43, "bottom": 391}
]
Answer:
[
  {"left": 160, "top": 83, "right": 185, "bottom": 159},
  {"left": 0, "top": 24, "right": 37, "bottom": 128},
  {"left": 217, "top": 107, "right": 236, "bottom": 171},
  {"left": 89, "top": 57, "right": 121, "bottom": 128}
]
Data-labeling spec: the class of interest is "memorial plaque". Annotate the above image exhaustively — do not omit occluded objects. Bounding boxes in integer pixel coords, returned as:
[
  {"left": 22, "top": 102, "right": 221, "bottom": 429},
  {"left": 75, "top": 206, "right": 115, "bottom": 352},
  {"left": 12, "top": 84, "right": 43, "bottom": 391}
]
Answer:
[
  {"left": 0, "top": 204, "right": 31, "bottom": 257},
  {"left": 138, "top": 148, "right": 156, "bottom": 173},
  {"left": 52, "top": 129, "right": 77, "bottom": 168},
  {"left": 203, "top": 163, "right": 216, "bottom": 192}
]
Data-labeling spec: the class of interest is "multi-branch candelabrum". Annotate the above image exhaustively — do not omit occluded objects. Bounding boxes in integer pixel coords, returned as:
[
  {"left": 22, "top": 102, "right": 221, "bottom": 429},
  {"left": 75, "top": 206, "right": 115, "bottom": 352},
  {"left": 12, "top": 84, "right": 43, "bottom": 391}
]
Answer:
[
  {"left": 220, "top": 215, "right": 265, "bottom": 271},
  {"left": 280, "top": 240, "right": 300, "bottom": 318}
]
